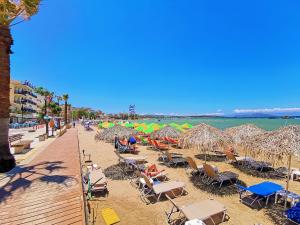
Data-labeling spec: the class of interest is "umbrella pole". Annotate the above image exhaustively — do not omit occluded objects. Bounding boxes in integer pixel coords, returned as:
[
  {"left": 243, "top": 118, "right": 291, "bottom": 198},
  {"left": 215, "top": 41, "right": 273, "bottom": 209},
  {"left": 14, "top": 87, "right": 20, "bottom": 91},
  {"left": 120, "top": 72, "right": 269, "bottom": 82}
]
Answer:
[{"left": 284, "top": 154, "right": 292, "bottom": 209}]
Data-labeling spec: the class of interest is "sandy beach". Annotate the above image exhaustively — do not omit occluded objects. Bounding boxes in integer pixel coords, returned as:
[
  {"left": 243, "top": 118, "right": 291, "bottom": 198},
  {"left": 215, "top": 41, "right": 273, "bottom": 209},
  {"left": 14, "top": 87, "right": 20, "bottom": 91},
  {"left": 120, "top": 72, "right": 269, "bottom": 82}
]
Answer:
[{"left": 78, "top": 125, "right": 300, "bottom": 225}]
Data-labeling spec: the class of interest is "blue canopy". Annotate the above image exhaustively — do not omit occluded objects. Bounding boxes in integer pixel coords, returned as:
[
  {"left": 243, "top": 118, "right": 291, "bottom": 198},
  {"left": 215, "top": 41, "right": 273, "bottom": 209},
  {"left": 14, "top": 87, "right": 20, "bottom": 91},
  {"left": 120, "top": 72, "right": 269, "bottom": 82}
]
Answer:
[{"left": 238, "top": 181, "right": 283, "bottom": 196}]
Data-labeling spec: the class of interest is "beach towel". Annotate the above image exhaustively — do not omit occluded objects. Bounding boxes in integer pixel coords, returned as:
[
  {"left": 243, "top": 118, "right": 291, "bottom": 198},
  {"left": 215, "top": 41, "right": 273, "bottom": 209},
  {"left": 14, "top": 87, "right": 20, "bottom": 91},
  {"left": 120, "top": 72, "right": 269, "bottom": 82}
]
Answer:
[{"left": 102, "top": 208, "right": 120, "bottom": 225}]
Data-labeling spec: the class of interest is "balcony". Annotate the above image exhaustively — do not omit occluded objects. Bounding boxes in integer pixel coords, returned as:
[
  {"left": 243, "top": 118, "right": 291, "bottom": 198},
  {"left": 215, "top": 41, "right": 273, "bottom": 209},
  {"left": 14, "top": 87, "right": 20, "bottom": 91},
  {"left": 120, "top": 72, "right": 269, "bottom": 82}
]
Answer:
[
  {"left": 22, "top": 81, "right": 35, "bottom": 89},
  {"left": 14, "top": 99, "right": 37, "bottom": 106},
  {"left": 23, "top": 107, "right": 37, "bottom": 113},
  {"left": 26, "top": 91, "right": 37, "bottom": 98},
  {"left": 14, "top": 90, "right": 26, "bottom": 95}
]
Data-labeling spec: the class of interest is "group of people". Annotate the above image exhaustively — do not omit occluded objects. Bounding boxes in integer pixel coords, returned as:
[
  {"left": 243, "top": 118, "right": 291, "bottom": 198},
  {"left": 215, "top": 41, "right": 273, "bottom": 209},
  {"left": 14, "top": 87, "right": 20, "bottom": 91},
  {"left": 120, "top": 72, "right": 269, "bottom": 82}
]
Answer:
[{"left": 114, "top": 135, "right": 137, "bottom": 150}]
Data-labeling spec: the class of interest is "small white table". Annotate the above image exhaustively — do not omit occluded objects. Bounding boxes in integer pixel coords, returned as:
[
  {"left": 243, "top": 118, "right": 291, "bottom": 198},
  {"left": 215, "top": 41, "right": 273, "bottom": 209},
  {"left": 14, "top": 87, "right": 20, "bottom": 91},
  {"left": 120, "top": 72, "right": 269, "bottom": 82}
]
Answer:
[
  {"left": 275, "top": 190, "right": 300, "bottom": 207},
  {"left": 291, "top": 169, "right": 300, "bottom": 181}
]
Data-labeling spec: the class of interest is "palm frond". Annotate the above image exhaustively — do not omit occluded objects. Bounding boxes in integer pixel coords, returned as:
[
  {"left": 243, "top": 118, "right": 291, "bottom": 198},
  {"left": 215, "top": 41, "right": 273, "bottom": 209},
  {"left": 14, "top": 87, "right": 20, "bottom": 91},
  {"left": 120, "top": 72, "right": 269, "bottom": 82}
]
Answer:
[{"left": 0, "top": 0, "right": 41, "bottom": 26}]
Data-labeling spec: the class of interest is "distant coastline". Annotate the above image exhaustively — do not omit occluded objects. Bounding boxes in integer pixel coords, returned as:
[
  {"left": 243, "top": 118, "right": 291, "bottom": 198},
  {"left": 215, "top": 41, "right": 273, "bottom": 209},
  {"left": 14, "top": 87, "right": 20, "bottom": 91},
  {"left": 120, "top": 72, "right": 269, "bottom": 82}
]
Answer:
[{"left": 139, "top": 115, "right": 300, "bottom": 120}]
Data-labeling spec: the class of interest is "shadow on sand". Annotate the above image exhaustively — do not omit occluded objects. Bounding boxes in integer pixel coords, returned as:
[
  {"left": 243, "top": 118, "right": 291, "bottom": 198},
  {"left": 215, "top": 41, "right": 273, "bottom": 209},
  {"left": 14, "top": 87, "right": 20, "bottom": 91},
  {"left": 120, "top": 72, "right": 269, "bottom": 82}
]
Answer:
[
  {"left": 103, "top": 164, "right": 135, "bottom": 180},
  {"left": 195, "top": 154, "right": 226, "bottom": 162},
  {"left": 232, "top": 163, "right": 286, "bottom": 180},
  {"left": 189, "top": 173, "right": 247, "bottom": 196}
]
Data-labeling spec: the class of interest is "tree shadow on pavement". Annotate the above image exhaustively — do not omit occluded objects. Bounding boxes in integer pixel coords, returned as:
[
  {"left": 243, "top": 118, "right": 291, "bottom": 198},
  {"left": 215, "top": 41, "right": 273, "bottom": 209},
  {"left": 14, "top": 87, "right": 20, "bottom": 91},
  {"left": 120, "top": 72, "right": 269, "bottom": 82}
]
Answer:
[{"left": 0, "top": 161, "right": 74, "bottom": 203}]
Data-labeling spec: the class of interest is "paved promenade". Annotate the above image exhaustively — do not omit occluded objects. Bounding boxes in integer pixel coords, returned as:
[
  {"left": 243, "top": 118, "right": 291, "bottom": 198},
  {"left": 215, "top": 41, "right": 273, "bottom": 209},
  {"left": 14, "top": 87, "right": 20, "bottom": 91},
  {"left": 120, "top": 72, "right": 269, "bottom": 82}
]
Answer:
[{"left": 0, "top": 128, "right": 86, "bottom": 225}]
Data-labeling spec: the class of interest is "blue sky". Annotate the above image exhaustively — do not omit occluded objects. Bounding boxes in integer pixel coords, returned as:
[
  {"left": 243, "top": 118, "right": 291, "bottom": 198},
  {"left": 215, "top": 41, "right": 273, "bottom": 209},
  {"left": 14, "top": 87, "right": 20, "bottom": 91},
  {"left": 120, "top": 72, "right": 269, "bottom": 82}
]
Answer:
[{"left": 10, "top": 0, "right": 300, "bottom": 115}]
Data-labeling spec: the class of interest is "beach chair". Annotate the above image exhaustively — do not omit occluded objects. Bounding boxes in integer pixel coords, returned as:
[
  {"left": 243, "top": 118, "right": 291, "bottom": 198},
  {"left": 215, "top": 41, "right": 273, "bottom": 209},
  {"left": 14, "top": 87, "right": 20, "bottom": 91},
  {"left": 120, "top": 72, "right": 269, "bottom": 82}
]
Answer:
[
  {"left": 225, "top": 152, "right": 253, "bottom": 165},
  {"left": 185, "top": 157, "right": 205, "bottom": 176},
  {"left": 165, "top": 195, "right": 228, "bottom": 225},
  {"left": 153, "top": 140, "right": 169, "bottom": 150},
  {"left": 203, "top": 164, "right": 239, "bottom": 188},
  {"left": 248, "top": 160, "right": 273, "bottom": 172},
  {"left": 166, "top": 137, "right": 178, "bottom": 145},
  {"left": 165, "top": 152, "right": 188, "bottom": 167},
  {"left": 133, "top": 170, "right": 163, "bottom": 192},
  {"left": 83, "top": 168, "right": 108, "bottom": 198},
  {"left": 147, "top": 137, "right": 155, "bottom": 146},
  {"left": 141, "top": 173, "right": 186, "bottom": 203}
]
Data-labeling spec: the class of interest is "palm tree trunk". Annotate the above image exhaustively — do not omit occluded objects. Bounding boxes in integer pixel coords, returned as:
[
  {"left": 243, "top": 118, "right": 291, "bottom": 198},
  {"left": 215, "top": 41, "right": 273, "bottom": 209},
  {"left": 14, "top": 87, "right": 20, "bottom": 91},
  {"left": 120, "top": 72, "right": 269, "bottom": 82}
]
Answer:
[{"left": 0, "top": 25, "right": 16, "bottom": 172}]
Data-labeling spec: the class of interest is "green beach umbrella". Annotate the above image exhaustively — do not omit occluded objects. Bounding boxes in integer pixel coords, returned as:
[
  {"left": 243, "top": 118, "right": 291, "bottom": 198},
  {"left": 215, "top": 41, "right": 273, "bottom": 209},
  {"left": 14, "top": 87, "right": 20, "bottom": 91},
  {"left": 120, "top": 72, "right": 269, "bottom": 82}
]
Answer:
[
  {"left": 135, "top": 126, "right": 145, "bottom": 132},
  {"left": 144, "top": 127, "right": 154, "bottom": 134},
  {"left": 169, "top": 123, "right": 180, "bottom": 129},
  {"left": 125, "top": 123, "right": 134, "bottom": 128},
  {"left": 108, "top": 122, "right": 115, "bottom": 128},
  {"left": 160, "top": 124, "right": 167, "bottom": 128},
  {"left": 181, "top": 123, "right": 193, "bottom": 129}
]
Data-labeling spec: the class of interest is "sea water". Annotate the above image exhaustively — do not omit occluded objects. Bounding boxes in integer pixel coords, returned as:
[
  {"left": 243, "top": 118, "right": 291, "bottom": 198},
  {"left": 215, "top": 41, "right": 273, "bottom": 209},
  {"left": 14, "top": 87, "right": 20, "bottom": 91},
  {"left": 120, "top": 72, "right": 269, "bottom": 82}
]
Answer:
[{"left": 137, "top": 118, "right": 300, "bottom": 131}]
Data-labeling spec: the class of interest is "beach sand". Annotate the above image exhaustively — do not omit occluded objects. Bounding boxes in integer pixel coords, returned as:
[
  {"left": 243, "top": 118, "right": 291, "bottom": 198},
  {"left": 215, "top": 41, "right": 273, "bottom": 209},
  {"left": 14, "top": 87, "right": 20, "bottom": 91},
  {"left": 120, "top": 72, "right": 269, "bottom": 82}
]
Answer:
[{"left": 78, "top": 126, "right": 300, "bottom": 225}]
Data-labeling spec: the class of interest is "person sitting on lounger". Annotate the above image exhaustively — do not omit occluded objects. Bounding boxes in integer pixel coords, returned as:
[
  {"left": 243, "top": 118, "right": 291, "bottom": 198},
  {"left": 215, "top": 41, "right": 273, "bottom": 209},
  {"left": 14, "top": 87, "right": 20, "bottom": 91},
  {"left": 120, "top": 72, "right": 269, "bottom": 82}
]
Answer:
[
  {"left": 128, "top": 136, "right": 137, "bottom": 149},
  {"left": 226, "top": 146, "right": 236, "bottom": 154},
  {"left": 145, "top": 164, "right": 165, "bottom": 177}
]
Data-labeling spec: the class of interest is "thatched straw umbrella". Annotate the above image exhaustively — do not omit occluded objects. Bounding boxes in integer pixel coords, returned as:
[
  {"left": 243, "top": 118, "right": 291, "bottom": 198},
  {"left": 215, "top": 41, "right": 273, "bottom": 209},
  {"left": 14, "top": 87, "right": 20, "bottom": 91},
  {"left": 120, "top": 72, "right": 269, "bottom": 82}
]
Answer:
[
  {"left": 94, "top": 125, "right": 138, "bottom": 142},
  {"left": 242, "top": 125, "right": 300, "bottom": 164},
  {"left": 225, "top": 124, "right": 266, "bottom": 146},
  {"left": 178, "top": 124, "right": 232, "bottom": 162},
  {"left": 151, "top": 126, "right": 182, "bottom": 139},
  {"left": 242, "top": 125, "right": 300, "bottom": 208}
]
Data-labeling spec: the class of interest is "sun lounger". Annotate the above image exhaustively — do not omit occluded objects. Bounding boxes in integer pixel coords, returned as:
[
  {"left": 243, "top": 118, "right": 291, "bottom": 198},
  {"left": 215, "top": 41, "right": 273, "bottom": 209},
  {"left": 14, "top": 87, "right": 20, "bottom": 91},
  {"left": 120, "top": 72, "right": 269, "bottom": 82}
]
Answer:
[
  {"left": 133, "top": 170, "right": 163, "bottom": 191},
  {"left": 236, "top": 181, "right": 283, "bottom": 208},
  {"left": 166, "top": 137, "right": 178, "bottom": 145},
  {"left": 115, "top": 150, "right": 147, "bottom": 165},
  {"left": 132, "top": 165, "right": 168, "bottom": 189},
  {"left": 203, "top": 164, "right": 238, "bottom": 188},
  {"left": 225, "top": 152, "right": 253, "bottom": 165},
  {"left": 166, "top": 195, "right": 228, "bottom": 225},
  {"left": 164, "top": 137, "right": 180, "bottom": 148},
  {"left": 185, "top": 157, "right": 218, "bottom": 177},
  {"left": 159, "top": 149, "right": 183, "bottom": 161},
  {"left": 186, "top": 157, "right": 204, "bottom": 176},
  {"left": 248, "top": 160, "right": 273, "bottom": 172},
  {"left": 153, "top": 140, "right": 169, "bottom": 150},
  {"left": 165, "top": 152, "right": 188, "bottom": 167},
  {"left": 285, "top": 202, "right": 300, "bottom": 224},
  {"left": 83, "top": 168, "right": 108, "bottom": 197},
  {"left": 141, "top": 174, "right": 186, "bottom": 203}
]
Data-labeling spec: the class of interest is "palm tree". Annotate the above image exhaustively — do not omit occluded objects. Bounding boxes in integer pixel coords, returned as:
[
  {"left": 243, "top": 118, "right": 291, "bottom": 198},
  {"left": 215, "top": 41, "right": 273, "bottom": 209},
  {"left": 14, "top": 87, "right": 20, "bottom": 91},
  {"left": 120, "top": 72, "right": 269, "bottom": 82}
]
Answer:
[
  {"left": 56, "top": 96, "right": 62, "bottom": 105},
  {"left": 0, "top": 0, "right": 41, "bottom": 172},
  {"left": 35, "top": 87, "right": 51, "bottom": 137},
  {"left": 62, "top": 94, "right": 69, "bottom": 125}
]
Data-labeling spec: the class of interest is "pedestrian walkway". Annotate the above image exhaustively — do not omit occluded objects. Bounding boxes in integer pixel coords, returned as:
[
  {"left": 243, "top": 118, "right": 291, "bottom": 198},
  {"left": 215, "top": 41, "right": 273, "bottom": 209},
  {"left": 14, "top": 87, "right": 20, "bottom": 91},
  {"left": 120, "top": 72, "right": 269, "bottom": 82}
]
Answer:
[{"left": 0, "top": 128, "right": 86, "bottom": 225}]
